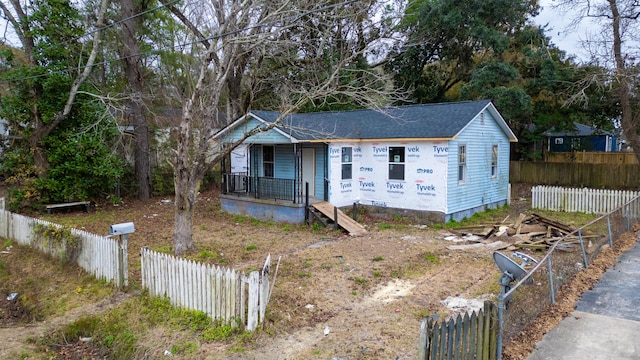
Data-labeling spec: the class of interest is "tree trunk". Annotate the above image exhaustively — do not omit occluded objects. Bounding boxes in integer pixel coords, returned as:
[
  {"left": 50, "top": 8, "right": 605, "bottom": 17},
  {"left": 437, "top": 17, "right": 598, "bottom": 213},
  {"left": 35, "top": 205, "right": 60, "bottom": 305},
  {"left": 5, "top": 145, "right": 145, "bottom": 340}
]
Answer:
[
  {"left": 173, "top": 140, "right": 198, "bottom": 256},
  {"left": 608, "top": 0, "right": 640, "bottom": 163},
  {"left": 173, "top": 184, "right": 196, "bottom": 255},
  {"left": 120, "top": 0, "right": 152, "bottom": 199}
]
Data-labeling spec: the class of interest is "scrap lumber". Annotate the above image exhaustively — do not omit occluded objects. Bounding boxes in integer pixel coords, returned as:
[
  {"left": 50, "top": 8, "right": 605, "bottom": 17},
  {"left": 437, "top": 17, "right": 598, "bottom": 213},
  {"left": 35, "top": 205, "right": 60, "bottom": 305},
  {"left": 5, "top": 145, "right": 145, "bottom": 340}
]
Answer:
[{"left": 447, "top": 212, "right": 582, "bottom": 252}]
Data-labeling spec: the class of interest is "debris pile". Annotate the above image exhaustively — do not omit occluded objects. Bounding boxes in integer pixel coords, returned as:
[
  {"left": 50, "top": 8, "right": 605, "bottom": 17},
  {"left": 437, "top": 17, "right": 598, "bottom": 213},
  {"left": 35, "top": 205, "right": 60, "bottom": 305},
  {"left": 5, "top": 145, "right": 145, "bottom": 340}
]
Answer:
[{"left": 443, "top": 213, "right": 600, "bottom": 252}]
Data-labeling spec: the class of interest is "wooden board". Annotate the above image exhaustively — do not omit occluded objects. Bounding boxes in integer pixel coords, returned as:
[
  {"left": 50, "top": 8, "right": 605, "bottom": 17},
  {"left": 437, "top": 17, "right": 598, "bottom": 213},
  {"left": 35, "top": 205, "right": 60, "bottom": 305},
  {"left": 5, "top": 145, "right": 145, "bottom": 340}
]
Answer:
[{"left": 311, "top": 201, "right": 367, "bottom": 236}]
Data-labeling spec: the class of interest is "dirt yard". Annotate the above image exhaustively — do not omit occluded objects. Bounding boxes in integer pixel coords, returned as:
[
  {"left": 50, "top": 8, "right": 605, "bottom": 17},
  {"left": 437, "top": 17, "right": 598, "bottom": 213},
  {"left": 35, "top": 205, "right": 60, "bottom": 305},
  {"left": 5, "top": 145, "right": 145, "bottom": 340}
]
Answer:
[{"left": 0, "top": 183, "right": 636, "bottom": 359}]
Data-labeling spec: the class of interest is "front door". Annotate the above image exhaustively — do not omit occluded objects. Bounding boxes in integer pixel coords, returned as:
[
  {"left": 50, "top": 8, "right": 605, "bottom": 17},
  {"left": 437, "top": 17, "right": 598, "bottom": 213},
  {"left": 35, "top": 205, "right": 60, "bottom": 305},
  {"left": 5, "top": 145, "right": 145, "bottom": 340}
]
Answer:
[{"left": 302, "top": 148, "right": 316, "bottom": 198}]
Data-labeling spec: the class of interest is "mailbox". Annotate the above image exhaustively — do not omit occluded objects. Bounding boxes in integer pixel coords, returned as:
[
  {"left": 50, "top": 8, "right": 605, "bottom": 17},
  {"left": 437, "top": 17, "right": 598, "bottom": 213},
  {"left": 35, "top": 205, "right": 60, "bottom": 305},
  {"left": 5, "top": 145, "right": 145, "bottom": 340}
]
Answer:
[{"left": 110, "top": 222, "right": 135, "bottom": 235}]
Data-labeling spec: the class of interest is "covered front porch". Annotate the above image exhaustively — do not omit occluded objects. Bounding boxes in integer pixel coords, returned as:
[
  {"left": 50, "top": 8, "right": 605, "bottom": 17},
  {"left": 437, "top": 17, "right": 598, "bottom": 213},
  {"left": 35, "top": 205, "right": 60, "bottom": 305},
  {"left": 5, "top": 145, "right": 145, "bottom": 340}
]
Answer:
[{"left": 220, "top": 143, "right": 328, "bottom": 223}]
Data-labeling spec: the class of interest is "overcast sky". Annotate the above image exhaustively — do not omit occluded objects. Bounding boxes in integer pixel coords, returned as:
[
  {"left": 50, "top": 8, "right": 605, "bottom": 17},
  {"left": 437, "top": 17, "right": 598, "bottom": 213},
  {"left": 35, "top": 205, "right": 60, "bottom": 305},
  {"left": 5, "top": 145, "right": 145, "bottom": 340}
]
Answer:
[{"left": 534, "top": 0, "right": 587, "bottom": 60}]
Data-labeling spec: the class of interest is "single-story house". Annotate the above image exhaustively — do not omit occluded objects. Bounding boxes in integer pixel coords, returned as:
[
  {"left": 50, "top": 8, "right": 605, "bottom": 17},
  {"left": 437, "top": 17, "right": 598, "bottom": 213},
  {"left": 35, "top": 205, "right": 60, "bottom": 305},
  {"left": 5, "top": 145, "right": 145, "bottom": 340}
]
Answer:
[
  {"left": 214, "top": 100, "right": 517, "bottom": 224},
  {"left": 543, "top": 123, "right": 617, "bottom": 153}
]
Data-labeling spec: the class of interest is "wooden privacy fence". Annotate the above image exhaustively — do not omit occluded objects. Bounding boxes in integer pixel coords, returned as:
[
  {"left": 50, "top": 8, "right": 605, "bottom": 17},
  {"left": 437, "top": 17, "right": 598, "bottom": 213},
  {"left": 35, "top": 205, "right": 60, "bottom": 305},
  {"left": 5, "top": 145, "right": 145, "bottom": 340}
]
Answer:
[
  {"left": 532, "top": 185, "right": 640, "bottom": 214},
  {"left": 544, "top": 152, "right": 639, "bottom": 164},
  {"left": 0, "top": 208, "right": 127, "bottom": 287},
  {"left": 419, "top": 301, "right": 498, "bottom": 360},
  {"left": 510, "top": 161, "right": 640, "bottom": 189},
  {"left": 140, "top": 248, "right": 277, "bottom": 331}
]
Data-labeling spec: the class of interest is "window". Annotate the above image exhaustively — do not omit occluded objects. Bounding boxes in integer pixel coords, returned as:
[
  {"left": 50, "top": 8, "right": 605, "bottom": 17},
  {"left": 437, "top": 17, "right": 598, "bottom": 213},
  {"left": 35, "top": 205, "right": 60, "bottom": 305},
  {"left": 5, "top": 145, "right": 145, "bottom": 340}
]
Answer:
[
  {"left": 571, "top": 138, "right": 581, "bottom": 150},
  {"left": 458, "top": 145, "right": 466, "bottom": 183},
  {"left": 341, "top": 147, "right": 352, "bottom": 180},
  {"left": 388, "top": 146, "right": 405, "bottom": 180},
  {"left": 554, "top": 138, "right": 564, "bottom": 145},
  {"left": 491, "top": 145, "right": 498, "bottom": 178},
  {"left": 263, "top": 145, "right": 274, "bottom": 177}
]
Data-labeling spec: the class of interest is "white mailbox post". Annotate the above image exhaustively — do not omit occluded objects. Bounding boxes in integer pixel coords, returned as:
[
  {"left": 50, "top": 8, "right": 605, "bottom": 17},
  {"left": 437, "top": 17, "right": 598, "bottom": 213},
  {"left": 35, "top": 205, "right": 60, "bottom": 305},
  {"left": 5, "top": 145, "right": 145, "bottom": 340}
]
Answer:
[{"left": 110, "top": 222, "right": 134, "bottom": 287}]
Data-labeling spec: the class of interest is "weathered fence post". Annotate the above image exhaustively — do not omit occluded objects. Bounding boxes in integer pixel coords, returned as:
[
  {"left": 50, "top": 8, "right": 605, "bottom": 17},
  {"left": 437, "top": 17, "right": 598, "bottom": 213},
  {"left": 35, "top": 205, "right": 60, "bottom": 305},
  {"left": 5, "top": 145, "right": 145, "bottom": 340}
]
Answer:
[
  {"left": 578, "top": 229, "right": 589, "bottom": 269},
  {"left": 497, "top": 295, "right": 504, "bottom": 360},
  {"left": 547, "top": 255, "right": 555, "bottom": 304},
  {"left": 118, "top": 234, "right": 129, "bottom": 288}
]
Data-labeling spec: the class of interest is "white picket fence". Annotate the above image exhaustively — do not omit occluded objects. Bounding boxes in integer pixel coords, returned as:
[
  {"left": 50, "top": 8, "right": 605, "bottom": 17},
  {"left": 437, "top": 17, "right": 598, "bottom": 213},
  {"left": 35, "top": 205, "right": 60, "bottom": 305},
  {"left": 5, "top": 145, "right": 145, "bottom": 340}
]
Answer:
[
  {"left": 140, "top": 248, "right": 276, "bottom": 331},
  {"left": 0, "top": 208, "right": 127, "bottom": 287},
  {"left": 531, "top": 185, "right": 640, "bottom": 214}
]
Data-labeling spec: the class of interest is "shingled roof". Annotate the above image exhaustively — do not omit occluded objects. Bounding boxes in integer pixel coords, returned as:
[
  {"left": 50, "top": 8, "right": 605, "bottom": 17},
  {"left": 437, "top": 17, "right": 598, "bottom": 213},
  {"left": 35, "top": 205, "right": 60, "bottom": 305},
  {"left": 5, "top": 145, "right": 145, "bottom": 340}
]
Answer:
[
  {"left": 542, "top": 122, "right": 613, "bottom": 137},
  {"left": 220, "top": 100, "right": 516, "bottom": 142}
]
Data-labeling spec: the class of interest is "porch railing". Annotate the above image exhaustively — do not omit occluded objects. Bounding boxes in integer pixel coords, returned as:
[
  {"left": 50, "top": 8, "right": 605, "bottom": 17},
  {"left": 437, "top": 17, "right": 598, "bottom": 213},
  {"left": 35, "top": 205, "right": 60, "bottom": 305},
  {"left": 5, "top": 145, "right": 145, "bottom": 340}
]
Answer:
[{"left": 222, "top": 173, "right": 296, "bottom": 203}]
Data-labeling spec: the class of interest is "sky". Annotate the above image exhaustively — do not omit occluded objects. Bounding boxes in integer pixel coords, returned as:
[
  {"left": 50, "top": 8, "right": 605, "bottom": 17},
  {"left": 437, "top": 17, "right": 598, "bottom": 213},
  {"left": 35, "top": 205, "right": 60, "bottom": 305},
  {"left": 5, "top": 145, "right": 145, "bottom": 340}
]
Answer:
[{"left": 534, "top": 0, "right": 585, "bottom": 60}]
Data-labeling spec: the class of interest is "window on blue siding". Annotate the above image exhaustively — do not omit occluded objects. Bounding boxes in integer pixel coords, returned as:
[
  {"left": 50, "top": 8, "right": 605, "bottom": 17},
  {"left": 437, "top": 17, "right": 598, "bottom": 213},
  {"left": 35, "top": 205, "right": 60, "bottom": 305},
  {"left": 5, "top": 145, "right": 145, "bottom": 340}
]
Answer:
[
  {"left": 458, "top": 145, "right": 466, "bottom": 183},
  {"left": 341, "top": 147, "right": 352, "bottom": 180},
  {"left": 263, "top": 145, "right": 274, "bottom": 177},
  {"left": 491, "top": 145, "right": 498, "bottom": 178},
  {"left": 388, "top": 146, "right": 405, "bottom": 180},
  {"left": 571, "top": 138, "right": 581, "bottom": 150}
]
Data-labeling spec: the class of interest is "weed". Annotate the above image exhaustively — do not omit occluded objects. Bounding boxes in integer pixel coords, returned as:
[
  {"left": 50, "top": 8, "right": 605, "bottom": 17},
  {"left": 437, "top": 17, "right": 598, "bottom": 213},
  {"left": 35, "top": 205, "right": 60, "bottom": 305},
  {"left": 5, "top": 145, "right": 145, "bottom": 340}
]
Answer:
[
  {"left": 373, "top": 271, "right": 381, "bottom": 277},
  {"left": 351, "top": 291, "right": 357, "bottom": 296},
  {"left": 3, "top": 239, "right": 12, "bottom": 248},
  {"left": 424, "top": 253, "right": 440, "bottom": 264},
  {"left": 154, "top": 245, "right": 173, "bottom": 254},
  {"left": 231, "top": 215, "right": 246, "bottom": 223},
  {"left": 379, "top": 222, "right": 391, "bottom": 230},
  {"left": 250, "top": 218, "right": 261, "bottom": 226},
  {"left": 354, "top": 277, "right": 368, "bottom": 287},
  {"left": 311, "top": 222, "right": 324, "bottom": 232},
  {"left": 373, "top": 256, "right": 384, "bottom": 261},
  {"left": 170, "top": 342, "right": 198, "bottom": 355},
  {"left": 303, "top": 259, "right": 312, "bottom": 268},
  {"left": 391, "top": 270, "right": 400, "bottom": 278},
  {"left": 245, "top": 244, "right": 257, "bottom": 251},
  {"left": 202, "top": 322, "right": 240, "bottom": 341},
  {"left": 297, "top": 271, "right": 312, "bottom": 278},
  {"left": 194, "top": 250, "right": 219, "bottom": 262},
  {"left": 32, "top": 223, "right": 82, "bottom": 263},
  {"left": 281, "top": 224, "right": 292, "bottom": 232}
]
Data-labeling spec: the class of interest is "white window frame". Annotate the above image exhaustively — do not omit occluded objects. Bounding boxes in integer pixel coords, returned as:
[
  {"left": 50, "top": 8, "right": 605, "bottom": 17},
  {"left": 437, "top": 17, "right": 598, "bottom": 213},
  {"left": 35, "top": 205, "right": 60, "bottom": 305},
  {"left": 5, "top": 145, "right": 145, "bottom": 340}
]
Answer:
[
  {"left": 388, "top": 146, "right": 405, "bottom": 181},
  {"left": 262, "top": 145, "right": 274, "bottom": 178},
  {"left": 458, "top": 144, "right": 466, "bottom": 184},
  {"left": 341, "top": 147, "right": 352, "bottom": 180},
  {"left": 491, "top": 144, "right": 498, "bottom": 179}
]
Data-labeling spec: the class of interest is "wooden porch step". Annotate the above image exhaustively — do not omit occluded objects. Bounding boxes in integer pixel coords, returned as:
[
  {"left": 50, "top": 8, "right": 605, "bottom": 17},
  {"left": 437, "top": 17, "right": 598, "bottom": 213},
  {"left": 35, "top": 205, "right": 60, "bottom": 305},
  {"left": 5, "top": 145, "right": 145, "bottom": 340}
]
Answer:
[{"left": 311, "top": 201, "right": 367, "bottom": 236}]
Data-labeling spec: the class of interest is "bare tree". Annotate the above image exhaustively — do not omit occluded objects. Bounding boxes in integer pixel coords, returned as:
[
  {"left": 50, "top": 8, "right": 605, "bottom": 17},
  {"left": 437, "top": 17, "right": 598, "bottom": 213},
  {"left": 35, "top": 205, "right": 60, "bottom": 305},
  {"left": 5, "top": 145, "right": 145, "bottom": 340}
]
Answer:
[
  {"left": 164, "top": 0, "right": 401, "bottom": 255},
  {"left": 560, "top": 0, "right": 640, "bottom": 159}
]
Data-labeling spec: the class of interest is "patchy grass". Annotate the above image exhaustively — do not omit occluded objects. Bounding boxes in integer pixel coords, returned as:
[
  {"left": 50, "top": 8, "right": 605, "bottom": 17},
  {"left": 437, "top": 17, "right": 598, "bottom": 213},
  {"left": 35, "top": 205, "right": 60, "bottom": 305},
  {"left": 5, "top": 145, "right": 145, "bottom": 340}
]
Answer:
[{"left": 0, "top": 243, "right": 115, "bottom": 323}]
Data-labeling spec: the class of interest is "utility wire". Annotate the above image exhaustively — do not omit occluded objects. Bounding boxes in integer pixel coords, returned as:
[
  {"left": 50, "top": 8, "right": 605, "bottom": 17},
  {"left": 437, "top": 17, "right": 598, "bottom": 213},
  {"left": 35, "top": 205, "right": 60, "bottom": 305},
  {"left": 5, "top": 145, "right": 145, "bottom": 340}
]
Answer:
[
  {"left": 4, "top": 0, "right": 360, "bottom": 83},
  {"left": 41, "top": 0, "right": 182, "bottom": 53}
]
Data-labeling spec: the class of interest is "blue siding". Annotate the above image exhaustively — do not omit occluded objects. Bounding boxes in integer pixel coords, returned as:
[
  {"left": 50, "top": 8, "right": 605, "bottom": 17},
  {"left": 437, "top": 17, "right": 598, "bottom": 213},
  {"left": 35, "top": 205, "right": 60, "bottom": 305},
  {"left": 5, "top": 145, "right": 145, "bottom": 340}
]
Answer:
[
  {"left": 313, "top": 144, "right": 327, "bottom": 199},
  {"left": 274, "top": 145, "right": 296, "bottom": 179},
  {"left": 251, "top": 144, "right": 296, "bottom": 179},
  {"left": 549, "top": 135, "right": 613, "bottom": 152},
  {"left": 220, "top": 118, "right": 292, "bottom": 144},
  {"left": 447, "top": 110, "right": 510, "bottom": 218}
]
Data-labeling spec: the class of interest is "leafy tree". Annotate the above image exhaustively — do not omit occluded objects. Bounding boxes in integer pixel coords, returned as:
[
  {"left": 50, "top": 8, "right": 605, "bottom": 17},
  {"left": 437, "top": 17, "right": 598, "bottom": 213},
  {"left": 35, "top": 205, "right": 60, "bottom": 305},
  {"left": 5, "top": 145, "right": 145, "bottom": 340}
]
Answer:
[
  {"left": 0, "top": 0, "right": 122, "bottom": 207},
  {"left": 387, "top": 0, "right": 539, "bottom": 103}
]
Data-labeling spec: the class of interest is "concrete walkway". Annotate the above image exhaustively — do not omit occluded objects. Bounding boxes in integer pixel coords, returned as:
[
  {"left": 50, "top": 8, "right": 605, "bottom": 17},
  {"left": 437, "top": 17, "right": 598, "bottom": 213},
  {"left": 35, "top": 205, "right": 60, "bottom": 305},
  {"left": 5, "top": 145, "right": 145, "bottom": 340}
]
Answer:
[{"left": 527, "top": 237, "right": 640, "bottom": 360}]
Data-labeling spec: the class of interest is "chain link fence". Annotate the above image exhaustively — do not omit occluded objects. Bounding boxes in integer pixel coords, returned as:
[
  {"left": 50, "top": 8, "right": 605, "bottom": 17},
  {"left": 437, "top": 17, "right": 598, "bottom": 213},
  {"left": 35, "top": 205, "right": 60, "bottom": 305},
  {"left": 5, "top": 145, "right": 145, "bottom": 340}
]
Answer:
[{"left": 497, "top": 195, "right": 640, "bottom": 358}]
